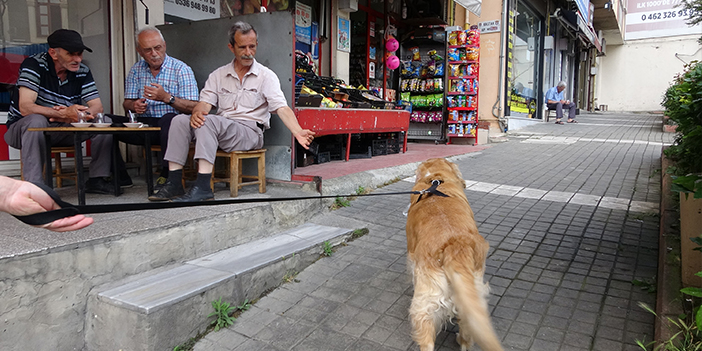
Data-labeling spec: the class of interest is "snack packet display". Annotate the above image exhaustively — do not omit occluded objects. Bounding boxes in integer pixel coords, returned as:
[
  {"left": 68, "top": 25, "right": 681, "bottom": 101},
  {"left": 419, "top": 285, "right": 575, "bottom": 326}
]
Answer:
[
  {"left": 467, "top": 48, "right": 479, "bottom": 61},
  {"left": 448, "top": 31, "right": 458, "bottom": 46},
  {"left": 410, "top": 46, "right": 421, "bottom": 61},
  {"left": 457, "top": 31, "right": 467, "bottom": 45},
  {"left": 434, "top": 78, "right": 443, "bottom": 91},
  {"left": 447, "top": 48, "right": 460, "bottom": 62}
]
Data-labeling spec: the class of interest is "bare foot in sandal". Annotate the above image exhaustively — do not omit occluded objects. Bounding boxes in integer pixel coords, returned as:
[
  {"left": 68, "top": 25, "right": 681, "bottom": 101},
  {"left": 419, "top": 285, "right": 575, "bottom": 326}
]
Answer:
[{"left": 567, "top": 119, "right": 578, "bottom": 123}]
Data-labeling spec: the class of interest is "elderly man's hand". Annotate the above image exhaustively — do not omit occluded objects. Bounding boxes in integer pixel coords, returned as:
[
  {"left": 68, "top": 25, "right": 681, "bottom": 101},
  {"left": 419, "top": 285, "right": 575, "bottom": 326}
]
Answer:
[
  {"left": 133, "top": 98, "right": 148, "bottom": 114},
  {"left": 50, "top": 104, "right": 90, "bottom": 123},
  {"left": 190, "top": 110, "right": 207, "bottom": 128},
  {"left": 143, "top": 83, "right": 168, "bottom": 103},
  {"left": 294, "top": 129, "right": 316, "bottom": 149}
]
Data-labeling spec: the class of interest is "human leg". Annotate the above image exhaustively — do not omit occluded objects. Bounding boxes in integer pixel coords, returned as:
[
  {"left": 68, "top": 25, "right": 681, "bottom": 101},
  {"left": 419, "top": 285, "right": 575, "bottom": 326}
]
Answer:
[
  {"left": 172, "top": 117, "right": 261, "bottom": 202},
  {"left": 156, "top": 113, "right": 177, "bottom": 179},
  {"left": 149, "top": 114, "right": 194, "bottom": 201},
  {"left": 566, "top": 102, "right": 577, "bottom": 122},
  {"left": 5, "top": 114, "right": 53, "bottom": 184},
  {"left": 546, "top": 103, "right": 564, "bottom": 124}
]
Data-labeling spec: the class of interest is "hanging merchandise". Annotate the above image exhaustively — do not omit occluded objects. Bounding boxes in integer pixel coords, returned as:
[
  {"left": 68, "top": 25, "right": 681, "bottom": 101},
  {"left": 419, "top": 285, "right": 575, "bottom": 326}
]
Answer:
[{"left": 384, "top": 24, "right": 400, "bottom": 71}]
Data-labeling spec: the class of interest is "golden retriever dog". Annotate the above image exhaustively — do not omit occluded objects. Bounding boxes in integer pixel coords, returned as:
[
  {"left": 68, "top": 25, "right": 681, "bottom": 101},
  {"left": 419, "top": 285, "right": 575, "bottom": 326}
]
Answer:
[{"left": 405, "top": 158, "right": 503, "bottom": 351}]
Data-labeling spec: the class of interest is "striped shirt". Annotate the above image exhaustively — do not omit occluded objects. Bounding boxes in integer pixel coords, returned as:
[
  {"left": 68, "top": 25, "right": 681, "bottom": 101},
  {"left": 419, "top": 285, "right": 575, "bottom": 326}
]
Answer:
[
  {"left": 124, "top": 55, "right": 199, "bottom": 118},
  {"left": 7, "top": 52, "right": 99, "bottom": 126}
]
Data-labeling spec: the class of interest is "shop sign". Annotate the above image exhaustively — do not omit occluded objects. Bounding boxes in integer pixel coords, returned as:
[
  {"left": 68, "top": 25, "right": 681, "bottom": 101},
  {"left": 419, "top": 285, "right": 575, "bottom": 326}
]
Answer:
[
  {"left": 625, "top": 0, "right": 702, "bottom": 40},
  {"left": 164, "top": 0, "right": 219, "bottom": 21},
  {"left": 478, "top": 20, "right": 500, "bottom": 34},
  {"left": 338, "top": 17, "right": 351, "bottom": 52},
  {"left": 296, "top": 2, "right": 312, "bottom": 44},
  {"left": 574, "top": 0, "right": 589, "bottom": 22}
]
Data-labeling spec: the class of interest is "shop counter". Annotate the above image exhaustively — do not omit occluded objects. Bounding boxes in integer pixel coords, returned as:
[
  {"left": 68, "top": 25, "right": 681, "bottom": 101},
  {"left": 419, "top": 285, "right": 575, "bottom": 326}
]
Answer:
[{"left": 295, "top": 107, "right": 410, "bottom": 161}]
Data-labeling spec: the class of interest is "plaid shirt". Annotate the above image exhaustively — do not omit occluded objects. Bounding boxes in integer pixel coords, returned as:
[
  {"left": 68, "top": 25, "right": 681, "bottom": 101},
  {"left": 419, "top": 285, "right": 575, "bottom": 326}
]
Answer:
[{"left": 125, "top": 55, "right": 199, "bottom": 117}]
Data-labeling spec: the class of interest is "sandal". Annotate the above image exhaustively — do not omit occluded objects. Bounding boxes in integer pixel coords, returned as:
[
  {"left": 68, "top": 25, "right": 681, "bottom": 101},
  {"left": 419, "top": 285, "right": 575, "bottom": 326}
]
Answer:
[
  {"left": 567, "top": 119, "right": 578, "bottom": 123},
  {"left": 555, "top": 120, "right": 564, "bottom": 124}
]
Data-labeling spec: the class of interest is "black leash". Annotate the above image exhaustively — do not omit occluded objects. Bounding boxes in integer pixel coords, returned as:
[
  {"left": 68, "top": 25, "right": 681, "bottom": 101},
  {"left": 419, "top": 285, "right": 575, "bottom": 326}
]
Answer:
[{"left": 14, "top": 180, "right": 448, "bottom": 226}]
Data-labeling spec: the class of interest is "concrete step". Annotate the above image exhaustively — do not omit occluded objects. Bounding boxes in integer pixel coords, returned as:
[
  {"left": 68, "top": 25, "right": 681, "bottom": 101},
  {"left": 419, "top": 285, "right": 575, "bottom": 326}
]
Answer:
[{"left": 85, "top": 223, "right": 353, "bottom": 351}]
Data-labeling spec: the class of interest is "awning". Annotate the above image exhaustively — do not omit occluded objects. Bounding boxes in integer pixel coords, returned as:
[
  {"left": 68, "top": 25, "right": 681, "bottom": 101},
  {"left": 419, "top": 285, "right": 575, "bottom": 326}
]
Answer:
[
  {"left": 454, "top": 0, "right": 482, "bottom": 17},
  {"left": 554, "top": 8, "right": 602, "bottom": 53}
]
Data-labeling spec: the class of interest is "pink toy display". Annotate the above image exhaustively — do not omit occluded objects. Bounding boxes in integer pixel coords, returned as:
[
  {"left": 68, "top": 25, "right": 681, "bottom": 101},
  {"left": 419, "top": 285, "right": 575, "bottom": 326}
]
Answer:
[
  {"left": 385, "top": 37, "right": 399, "bottom": 52},
  {"left": 386, "top": 55, "right": 400, "bottom": 70}
]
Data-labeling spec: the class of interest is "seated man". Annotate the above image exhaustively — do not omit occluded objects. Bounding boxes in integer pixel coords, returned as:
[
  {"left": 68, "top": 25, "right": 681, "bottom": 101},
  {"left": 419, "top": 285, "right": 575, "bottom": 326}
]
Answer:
[
  {"left": 121, "top": 26, "right": 199, "bottom": 187},
  {"left": 150, "top": 21, "right": 315, "bottom": 202},
  {"left": 545, "top": 81, "right": 577, "bottom": 124},
  {"left": 4, "top": 29, "right": 116, "bottom": 194}
]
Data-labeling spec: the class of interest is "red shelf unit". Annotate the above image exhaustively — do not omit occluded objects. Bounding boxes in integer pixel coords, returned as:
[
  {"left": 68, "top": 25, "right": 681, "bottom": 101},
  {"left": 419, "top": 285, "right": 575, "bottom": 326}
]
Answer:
[{"left": 446, "top": 29, "right": 480, "bottom": 144}]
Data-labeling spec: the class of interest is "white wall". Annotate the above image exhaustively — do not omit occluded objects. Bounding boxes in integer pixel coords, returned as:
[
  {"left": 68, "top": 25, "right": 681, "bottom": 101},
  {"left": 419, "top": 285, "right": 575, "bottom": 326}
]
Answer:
[{"left": 595, "top": 34, "right": 702, "bottom": 111}]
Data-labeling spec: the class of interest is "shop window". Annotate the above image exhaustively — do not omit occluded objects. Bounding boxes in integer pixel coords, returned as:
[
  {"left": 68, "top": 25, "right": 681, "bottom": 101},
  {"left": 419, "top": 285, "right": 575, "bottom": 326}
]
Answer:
[
  {"left": 36, "top": 0, "right": 62, "bottom": 37},
  {"left": 0, "top": 0, "right": 111, "bottom": 114},
  {"left": 507, "top": 1, "right": 543, "bottom": 118}
]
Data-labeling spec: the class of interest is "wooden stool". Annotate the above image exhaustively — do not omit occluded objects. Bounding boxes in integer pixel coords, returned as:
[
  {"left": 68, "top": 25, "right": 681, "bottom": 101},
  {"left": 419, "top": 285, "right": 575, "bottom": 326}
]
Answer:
[
  {"left": 544, "top": 107, "right": 558, "bottom": 122},
  {"left": 211, "top": 149, "right": 266, "bottom": 197},
  {"left": 20, "top": 146, "right": 77, "bottom": 188}
]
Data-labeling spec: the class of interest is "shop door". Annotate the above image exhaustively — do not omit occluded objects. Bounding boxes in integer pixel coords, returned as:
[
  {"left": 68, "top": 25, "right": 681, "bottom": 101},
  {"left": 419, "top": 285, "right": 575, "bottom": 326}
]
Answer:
[
  {"left": 349, "top": 1, "right": 387, "bottom": 94},
  {"left": 507, "top": 2, "right": 543, "bottom": 118}
]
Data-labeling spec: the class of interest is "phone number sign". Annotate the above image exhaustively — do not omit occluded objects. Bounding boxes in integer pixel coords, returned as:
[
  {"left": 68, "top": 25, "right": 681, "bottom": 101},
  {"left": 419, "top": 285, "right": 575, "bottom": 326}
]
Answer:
[
  {"left": 165, "top": 0, "right": 220, "bottom": 21},
  {"left": 625, "top": 0, "right": 702, "bottom": 40}
]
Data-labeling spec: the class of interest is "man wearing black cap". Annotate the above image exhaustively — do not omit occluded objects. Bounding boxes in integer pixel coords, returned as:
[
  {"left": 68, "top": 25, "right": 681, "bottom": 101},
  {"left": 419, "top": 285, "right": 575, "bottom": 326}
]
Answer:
[{"left": 4, "top": 29, "right": 117, "bottom": 194}]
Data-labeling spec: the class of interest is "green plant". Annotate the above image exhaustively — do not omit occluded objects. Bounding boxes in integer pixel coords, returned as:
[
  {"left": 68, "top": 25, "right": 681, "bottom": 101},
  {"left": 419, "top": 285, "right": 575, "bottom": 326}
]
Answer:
[
  {"left": 636, "top": 302, "right": 702, "bottom": 350},
  {"left": 208, "top": 298, "right": 235, "bottom": 332},
  {"left": 282, "top": 270, "right": 299, "bottom": 283},
  {"left": 236, "top": 299, "right": 251, "bottom": 312},
  {"left": 322, "top": 241, "right": 333, "bottom": 256},
  {"left": 663, "top": 60, "right": 702, "bottom": 199},
  {"left": 330, "top": 196, "right": 351, "bottom": 210},
  {"left": 356, "top": 186, "right": 366, "bottom": 195},
  {"left": 349, "top": 228, "right": 369, "bottom": 241},
  {"left": 632, "top": 277, "right": 658, "bottom": 293}
]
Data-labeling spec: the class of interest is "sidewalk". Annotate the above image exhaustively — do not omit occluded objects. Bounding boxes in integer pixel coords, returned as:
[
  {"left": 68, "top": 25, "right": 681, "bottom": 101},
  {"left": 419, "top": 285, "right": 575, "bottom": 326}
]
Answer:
[{"left": 193, "top": 112, "right": 674, "bottom": 351}]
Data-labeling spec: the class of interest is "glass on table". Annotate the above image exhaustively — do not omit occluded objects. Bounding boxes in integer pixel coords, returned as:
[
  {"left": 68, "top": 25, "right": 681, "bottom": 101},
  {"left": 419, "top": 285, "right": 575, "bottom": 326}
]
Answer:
[
  {"left": 128, "top": 111, "right": 138, "bottom": 123},
  {"left": 77, "top": 112, "right": 87, "bottom": 123},
  {"left": 95, "top": 113, "right": 105, "bottom": 124}
]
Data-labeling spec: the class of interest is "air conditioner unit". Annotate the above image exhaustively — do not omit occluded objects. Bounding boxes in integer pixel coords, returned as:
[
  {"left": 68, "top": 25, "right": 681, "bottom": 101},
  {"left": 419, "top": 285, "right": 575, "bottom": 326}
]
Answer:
[{"left": 339, "top": 0, "right": 358, "bottom": 12}]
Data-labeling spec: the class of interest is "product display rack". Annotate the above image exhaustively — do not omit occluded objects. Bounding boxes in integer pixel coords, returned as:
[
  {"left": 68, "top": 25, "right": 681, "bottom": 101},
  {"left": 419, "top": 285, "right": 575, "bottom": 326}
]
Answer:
[
  {"left": 445, "top": 28, "right": 480, "bottom": 144},
  {"left": 398, "top": 26, "right": 447, "bottom": 143}
]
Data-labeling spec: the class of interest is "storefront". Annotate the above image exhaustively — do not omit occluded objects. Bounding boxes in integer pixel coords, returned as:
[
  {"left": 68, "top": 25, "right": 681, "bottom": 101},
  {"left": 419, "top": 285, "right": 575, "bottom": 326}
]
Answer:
[
  {"left": 0, "top": 0, "right": 484, "bottom": 180},
  {"left": 500, "top": 0, "right": 601, "bottom": 121}
]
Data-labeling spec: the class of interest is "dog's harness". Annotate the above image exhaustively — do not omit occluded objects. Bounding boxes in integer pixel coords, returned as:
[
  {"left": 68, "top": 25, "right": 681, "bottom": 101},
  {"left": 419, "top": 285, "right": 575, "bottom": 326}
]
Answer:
[{"left": 415, "top": 179, "right": 449, "bottom": 203}]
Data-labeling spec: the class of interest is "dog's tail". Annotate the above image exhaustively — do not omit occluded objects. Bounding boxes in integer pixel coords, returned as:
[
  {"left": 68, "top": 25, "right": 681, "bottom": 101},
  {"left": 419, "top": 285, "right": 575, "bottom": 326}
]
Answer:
[{"left": 444, "top": 246, "right": 503, "bottom": 351}]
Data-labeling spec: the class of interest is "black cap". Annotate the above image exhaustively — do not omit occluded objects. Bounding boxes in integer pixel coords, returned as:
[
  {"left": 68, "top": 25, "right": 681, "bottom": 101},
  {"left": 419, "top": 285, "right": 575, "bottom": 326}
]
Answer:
[{"left": 47, "top": 29, "right": 92, "bottom": 53}]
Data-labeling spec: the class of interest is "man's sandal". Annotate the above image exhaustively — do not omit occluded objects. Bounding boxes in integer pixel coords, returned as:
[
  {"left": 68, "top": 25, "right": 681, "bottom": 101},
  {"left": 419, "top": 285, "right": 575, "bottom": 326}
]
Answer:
[
  {"left": 567, "top": 119, "right": 578, "bottom": 123},
  {"left": 555, "top": 120, "right": 564, "bottom": 124}
]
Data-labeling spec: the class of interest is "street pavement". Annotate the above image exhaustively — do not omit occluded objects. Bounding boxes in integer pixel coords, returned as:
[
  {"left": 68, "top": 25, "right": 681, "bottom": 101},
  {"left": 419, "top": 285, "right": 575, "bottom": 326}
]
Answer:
[{"left": 194, "top": 112, "right": 674, "bottom": 351}]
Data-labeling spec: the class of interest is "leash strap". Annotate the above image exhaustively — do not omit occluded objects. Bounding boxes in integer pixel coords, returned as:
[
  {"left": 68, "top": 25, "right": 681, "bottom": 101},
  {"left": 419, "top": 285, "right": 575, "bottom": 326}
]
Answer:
[
  {"left": 13, "top": 183, "right": 80, "bottom": 226},
  {"left": 13, "top": 180, "right": 450, "bottom": 226}
]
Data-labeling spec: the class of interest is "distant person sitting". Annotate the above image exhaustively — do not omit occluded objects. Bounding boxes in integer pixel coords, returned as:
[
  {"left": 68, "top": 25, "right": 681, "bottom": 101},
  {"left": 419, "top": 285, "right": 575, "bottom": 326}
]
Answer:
[
  {"left": 545, "top": 81, "right": 577, "bottom": 124},
  {"left": 121, "top": 27, "right": 199, "bottom": 189}
]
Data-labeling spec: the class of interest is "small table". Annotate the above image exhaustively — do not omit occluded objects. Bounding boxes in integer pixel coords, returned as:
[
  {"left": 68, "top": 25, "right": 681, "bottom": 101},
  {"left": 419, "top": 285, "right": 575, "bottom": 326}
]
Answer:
[{"left": 28, "top": 126, "right": 160, "bottom": 205}]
